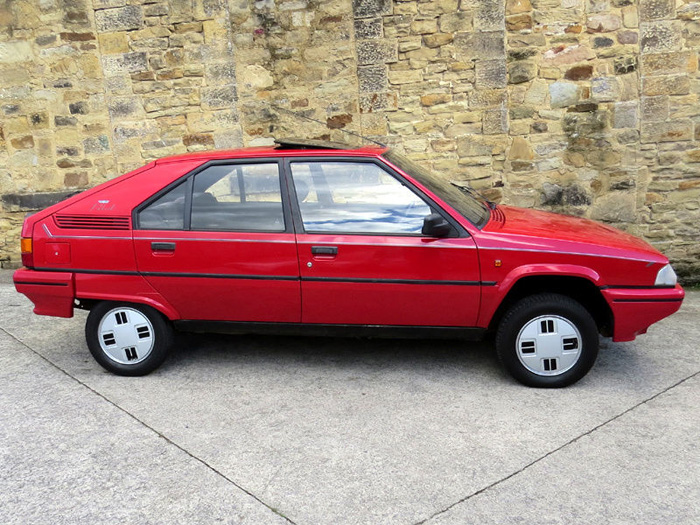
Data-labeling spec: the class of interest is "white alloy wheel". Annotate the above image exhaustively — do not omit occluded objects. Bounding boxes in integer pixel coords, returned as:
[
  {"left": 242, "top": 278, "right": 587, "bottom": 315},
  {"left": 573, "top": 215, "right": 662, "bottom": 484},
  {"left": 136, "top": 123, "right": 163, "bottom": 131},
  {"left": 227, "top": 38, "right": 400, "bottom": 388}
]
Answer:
[
  {"left": 97, "top": 307, "right": 155, "bottom": 365},
  {"left": 516, "top": 314, "right": 582, "bottom": 376}
]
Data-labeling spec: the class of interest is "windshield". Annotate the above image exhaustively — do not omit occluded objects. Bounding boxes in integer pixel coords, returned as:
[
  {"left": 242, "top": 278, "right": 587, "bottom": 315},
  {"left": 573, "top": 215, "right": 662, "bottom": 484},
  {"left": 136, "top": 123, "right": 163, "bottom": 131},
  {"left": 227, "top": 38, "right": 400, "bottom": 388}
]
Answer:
[{"left": 383, "top": 150, "right": 491, "bottom": 228}]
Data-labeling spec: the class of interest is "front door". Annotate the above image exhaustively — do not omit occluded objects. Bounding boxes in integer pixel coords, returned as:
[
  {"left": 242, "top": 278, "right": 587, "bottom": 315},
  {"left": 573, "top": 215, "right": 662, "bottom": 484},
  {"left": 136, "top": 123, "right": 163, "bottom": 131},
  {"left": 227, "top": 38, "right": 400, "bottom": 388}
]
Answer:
[
  {"left": 133, "top": 160, "right": 300, "bottom": 322},
  {"left": 287, "top": 159, "right": 480, "bottom": 327}
]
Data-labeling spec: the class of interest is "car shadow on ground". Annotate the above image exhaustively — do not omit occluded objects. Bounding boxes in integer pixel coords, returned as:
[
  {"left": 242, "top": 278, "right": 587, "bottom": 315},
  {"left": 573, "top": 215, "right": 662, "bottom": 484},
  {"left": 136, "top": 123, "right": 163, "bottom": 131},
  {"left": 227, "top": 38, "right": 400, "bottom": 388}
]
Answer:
[{"left": 165, "top": 331, "right": 501, "bottom": 378}]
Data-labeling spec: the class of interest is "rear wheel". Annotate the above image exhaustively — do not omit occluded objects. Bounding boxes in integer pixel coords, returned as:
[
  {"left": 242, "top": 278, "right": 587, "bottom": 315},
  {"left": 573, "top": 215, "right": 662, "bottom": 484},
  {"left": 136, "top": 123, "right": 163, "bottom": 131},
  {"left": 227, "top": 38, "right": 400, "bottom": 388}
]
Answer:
[
  {"left": 496, "top": 293, "right": 599, "bottom": 388},
  {"left": 85, "top": 302, "right": 173, "bottom": 376}
]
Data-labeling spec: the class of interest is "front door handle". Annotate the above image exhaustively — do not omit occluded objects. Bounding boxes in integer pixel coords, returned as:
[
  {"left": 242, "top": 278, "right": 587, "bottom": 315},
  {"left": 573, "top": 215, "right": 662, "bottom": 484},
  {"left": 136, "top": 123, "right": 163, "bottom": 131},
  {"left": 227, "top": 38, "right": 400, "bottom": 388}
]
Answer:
[
  {"left": 311, "top": 246, "right": 338, "bottom": 255},
  {"left": 151, "top": 242, "right": 176, "bottom": 252}
]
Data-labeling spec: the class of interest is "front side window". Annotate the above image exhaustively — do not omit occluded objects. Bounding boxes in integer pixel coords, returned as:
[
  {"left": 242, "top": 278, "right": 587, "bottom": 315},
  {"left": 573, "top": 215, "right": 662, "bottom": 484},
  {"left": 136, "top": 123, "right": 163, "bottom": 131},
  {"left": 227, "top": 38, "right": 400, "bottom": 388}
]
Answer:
[
  {"left": 290, "top": 161, "right": 431, "bottom": 234},
  {"left": 138, "top": 162, "right": 284, "bottom": 232}
]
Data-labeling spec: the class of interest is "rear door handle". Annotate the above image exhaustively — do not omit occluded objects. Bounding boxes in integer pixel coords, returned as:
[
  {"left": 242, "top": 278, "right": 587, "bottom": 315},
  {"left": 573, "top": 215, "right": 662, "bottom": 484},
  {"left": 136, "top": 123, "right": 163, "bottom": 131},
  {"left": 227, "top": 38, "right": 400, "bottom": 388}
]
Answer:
[
  {"left": 311, "top": 246, "right": 338, "bottom": 255},
  {"left": 151, "top": 242, "right": 176, "bottom": 251}
]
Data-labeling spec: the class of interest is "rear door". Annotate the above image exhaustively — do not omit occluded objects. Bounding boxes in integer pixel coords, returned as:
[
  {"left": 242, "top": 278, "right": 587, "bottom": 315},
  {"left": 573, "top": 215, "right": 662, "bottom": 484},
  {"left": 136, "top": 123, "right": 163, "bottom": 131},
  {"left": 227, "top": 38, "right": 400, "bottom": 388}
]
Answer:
[
  {"left": 133, "top": 159, "right": 300, "bottom": 322},
  {"left": 287, "top": 158, "right": 481, "bottom": 327}
]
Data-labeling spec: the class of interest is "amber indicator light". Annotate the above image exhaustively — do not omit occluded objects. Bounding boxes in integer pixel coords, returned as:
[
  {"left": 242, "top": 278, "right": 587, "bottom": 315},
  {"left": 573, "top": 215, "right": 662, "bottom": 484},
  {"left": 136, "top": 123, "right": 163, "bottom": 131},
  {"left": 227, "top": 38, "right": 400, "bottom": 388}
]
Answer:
[{"left": 21, "top": 238, "right": 32, "bottom": 254}]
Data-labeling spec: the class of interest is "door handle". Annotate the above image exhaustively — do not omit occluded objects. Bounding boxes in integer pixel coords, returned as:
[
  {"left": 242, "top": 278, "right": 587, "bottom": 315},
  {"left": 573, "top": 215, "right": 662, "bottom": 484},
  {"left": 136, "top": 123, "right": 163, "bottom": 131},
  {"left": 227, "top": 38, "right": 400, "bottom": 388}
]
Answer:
[
  {"left": 311, "top": 246, "right": 338, "bottom": 255},
  {"left": 151, "top": 242, "right": 176, "bottom": 251}
]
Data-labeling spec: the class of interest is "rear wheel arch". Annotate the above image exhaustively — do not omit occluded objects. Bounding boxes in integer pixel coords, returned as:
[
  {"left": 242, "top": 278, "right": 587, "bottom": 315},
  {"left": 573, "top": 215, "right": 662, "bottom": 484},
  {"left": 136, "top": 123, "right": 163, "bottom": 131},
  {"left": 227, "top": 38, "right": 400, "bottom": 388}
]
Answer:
[{"left": 488, "top": 275, "right": 613, "bottom": 337}]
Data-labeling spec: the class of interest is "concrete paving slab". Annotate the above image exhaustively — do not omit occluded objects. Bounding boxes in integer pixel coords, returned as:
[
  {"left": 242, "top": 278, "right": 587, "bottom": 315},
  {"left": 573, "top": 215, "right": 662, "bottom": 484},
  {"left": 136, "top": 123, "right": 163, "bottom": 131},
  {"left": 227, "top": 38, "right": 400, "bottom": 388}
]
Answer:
[
  {"left": 1, "top": 270, "right": 698, "bottom": 524},
  {"left": 0, "top": 330, "right": 290, "bottom": 525}
]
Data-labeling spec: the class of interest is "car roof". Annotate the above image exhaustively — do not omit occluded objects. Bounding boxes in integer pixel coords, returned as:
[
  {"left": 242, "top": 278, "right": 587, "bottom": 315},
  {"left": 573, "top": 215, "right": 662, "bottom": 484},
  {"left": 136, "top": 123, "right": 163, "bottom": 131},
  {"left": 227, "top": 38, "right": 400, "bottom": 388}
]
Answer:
[{"left": 154, "top": 138, "right": 388, "bottom": 165}]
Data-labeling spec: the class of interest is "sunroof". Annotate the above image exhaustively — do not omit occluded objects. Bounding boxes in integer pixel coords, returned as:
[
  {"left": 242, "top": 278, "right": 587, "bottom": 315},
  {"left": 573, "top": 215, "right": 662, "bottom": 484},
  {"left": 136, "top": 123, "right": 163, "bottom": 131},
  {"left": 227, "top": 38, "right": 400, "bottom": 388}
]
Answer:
[{"left": 273, "top": 138, "right": 358, "bottom": 150}]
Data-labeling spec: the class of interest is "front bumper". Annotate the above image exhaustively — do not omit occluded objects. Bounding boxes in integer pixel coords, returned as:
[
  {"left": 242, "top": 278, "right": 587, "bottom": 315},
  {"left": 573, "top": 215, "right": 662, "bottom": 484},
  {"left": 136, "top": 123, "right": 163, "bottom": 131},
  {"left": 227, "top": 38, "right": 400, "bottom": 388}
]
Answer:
[
  {"left": 602, "top": 284, "right": 685, "bottom": 342},
  {"left": 13, "top": 268, "right": 75, "bottom": 318}
]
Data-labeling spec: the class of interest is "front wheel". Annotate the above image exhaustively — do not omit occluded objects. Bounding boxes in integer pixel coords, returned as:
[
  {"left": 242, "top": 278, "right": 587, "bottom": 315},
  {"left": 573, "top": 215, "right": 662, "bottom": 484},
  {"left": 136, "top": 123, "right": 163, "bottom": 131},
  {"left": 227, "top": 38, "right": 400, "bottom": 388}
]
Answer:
[
  {"left": 85, "top": 302, "right": 173, "bottom": 376},
  {"left": 496, "top": 294, "right": 599, "bottom": 388}
]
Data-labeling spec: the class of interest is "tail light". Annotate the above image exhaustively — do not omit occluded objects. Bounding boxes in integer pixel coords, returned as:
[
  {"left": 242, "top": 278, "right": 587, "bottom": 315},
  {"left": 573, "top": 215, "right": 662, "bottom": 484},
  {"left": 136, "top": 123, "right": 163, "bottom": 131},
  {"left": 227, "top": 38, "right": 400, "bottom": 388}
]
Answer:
[{"left": 21, "top": 237, "right": 34, "bottom": 268}]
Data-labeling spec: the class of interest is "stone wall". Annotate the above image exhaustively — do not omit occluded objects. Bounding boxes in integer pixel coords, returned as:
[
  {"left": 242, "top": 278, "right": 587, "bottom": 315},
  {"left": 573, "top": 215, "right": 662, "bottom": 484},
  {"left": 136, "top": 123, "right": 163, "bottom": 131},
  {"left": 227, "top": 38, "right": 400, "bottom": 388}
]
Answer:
[{"left": 0, "top": 0, "right": 698, "bottom": 282}]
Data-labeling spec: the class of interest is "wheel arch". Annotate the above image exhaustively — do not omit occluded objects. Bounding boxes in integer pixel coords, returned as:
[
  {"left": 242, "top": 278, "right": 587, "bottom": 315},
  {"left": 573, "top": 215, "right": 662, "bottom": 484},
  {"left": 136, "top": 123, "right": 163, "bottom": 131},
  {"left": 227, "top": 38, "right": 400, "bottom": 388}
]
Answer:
[
  {"left": 488, "top": 274, "right": 613, "bottom": 337},
  {"left": 75, "top": 295, "right": 179, "bottom": 321}
]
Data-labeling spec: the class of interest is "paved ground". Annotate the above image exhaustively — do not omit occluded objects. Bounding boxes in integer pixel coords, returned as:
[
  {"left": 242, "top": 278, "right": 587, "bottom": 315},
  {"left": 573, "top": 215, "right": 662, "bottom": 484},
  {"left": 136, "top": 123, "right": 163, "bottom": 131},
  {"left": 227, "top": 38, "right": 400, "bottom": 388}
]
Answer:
[{"left": 0, "top": 269, "right": 698, "bottom": 525}]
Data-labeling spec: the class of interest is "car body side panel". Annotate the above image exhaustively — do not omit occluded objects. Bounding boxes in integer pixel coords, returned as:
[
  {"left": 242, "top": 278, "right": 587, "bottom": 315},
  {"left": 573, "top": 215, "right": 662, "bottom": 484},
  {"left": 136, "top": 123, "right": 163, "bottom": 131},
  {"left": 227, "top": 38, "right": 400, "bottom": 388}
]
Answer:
[
  {"left": 296, "top": 234, "right": 481, "bottom": 326},
  {"left": 133, "top": 231, "right": 301, "bottom": 322}
]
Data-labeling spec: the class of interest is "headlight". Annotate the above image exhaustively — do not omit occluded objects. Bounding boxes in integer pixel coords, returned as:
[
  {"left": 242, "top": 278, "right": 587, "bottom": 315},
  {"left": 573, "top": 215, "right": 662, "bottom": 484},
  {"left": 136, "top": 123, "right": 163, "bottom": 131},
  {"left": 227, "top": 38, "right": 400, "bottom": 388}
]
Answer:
[{"left": 655, "top": 264, "right": 677, "bottom": 286}]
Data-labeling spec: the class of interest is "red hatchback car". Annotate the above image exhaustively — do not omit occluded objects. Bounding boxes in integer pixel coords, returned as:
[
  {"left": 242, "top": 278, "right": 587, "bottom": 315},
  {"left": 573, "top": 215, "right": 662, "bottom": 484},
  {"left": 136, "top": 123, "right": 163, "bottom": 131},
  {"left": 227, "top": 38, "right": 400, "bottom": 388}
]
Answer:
[{"left": 14, "top": 139, "right": 684, "bottom": 387}]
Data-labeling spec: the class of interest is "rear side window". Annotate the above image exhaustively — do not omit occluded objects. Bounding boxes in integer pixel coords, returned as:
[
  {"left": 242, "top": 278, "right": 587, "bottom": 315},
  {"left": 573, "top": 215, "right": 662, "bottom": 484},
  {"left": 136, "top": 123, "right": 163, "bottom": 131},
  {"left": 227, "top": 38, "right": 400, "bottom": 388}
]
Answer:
[
  {"left": 191, "top": 163, "right": 284, "bottom": 231},
  {"left": 138, "top": 181, "right": 187, "bottom": 230},
  {"left": 137, "top": 163, "right": 284, "bottom": 232}
]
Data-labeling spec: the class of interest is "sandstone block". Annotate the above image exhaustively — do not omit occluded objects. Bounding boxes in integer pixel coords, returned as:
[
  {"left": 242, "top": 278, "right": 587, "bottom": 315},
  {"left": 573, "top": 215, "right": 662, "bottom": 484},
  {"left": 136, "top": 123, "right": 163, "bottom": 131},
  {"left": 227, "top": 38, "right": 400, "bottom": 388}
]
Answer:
[
  {"left": 613, "top": 101, "right": 638, "bottom": 128},
  {"left": 622, "top": 5, "right": 639, "bottom": 28},
  {"left": 641, "top": 95, "right": 669, "bottom": 121},
  {"left": 506, "top": 14, "right": 533, "bottom": 31},
  {"left": 420, "top": 93, "right": 451, "bottom": 106},
  {"left": 454, "top": 31, "right": 505, "bottom": 60},
  {"left": 641, "top": 52, "right": 696, "bottom": 75},
  {"left": 423, "top": 33, "right": 453, "bottom": 48},
  {"left": 98, "top": 32, "right": 129, "bottom": 54},
  {"left": 508, "top": 61, "right": 537, "bottom": 84},
  {"left": 64, "top": 172, "right": 89, "bottom": 188},
  {"left": 410, "top": 19, "right": 438, "bottom": 34},
  {"left": 565, "top": 65, "right": 593, "bottom": 81},
  {"left": 587, "top": 14, "right": 621, "bottom": 33},
  {"left": 592, "top": 77, "right": 620, "bottom": 101},
  {"left": 590, "top": 192, "right": 636, "bottom": 223},
  {"left": 483, "top": 108, "right": 508, "bottom": 134},
  {"left": 353, "top": 0, "right": 391, "bottom": 19},
  {"left": 550, "top": 81, "right": 580, "bottom": 108},
  {"left": 641, "top": 120, "right": 693, "bottom": 142},
  {"left": 83, "top": 135, "right": 110, "bottom": 154},
  {"left": 201, "top": 86, "right": 237, "bottom": 110},
  {"left": 642, "top": 75, "right": 690, "bottom": 96},
  {"left": 358, "top": 65, "right": 388, "bottom": 92},
  {"left": 101, "top": 52, "right": 148, "bottom": 74},
  {"left": 640, "top": 0, "right": 675, "bottom": 22},
  {"left": 618, "top": 31, "right": 638, "bottom": 45},
  {"left": 640, "top": 21, "right": 682, "bottom": 53},
  {"left": 543, "top": 44, "right": 596, "bottom": 65},
  {"left": 357, "top": 40, "right": 398, "bottom": 65},
  {"left": 95, "top": 6, "right": 142, "bottom": 33},
  {"left": 678, "top": 3, "right": 700, "bottom": 20},
  {"left": 0, "top": 41, "right": 32, "bottom": 63},
  {"left": 508, "top": 136, "right": 534, "bottom": 160},
  {"left": 398, "top": 37, "right": 422, "bottom": 52},
  {"left": 439, "top": 11, "right": 473, "bottom": 33},
  {"left": 476, "top": 0, "right": 506, "bottom": 31},
  {"left": 506, "top": 0, "right": 532, "bottom": 16},
  {"left": 476, "top": 60, "right": 507, "bottom": 89},
  {"left": 388, "top": 69, "right": 423, "bottom": 85},
  {"left": 355, "top": 18, "right": 383, "bottom": 39}
]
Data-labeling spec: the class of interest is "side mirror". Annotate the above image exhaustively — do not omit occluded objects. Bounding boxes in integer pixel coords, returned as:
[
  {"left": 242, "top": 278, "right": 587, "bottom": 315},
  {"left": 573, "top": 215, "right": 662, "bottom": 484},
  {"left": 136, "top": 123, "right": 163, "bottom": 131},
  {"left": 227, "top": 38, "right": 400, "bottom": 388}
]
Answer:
[{"left": 422, "top": 213, "right": 452, "bottom": 238}]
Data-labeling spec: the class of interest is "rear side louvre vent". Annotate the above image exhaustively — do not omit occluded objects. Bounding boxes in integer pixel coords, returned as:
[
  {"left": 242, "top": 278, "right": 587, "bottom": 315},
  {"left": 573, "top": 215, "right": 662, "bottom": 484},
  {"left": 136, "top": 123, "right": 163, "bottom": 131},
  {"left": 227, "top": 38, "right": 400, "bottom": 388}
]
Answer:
[{"left": 54, "top": 214, "right": 131, "bottom": 230}]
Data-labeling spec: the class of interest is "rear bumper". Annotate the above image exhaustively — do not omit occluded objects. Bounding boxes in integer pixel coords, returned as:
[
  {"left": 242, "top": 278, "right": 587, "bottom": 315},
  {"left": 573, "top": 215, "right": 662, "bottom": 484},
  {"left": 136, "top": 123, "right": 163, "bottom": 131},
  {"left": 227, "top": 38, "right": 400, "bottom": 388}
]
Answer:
[
  {"left": 13, "top": 268, "right": 75, "bottom": 318},
  {"left": 602, "top": 284, "right": 685, "bottom": 342}
]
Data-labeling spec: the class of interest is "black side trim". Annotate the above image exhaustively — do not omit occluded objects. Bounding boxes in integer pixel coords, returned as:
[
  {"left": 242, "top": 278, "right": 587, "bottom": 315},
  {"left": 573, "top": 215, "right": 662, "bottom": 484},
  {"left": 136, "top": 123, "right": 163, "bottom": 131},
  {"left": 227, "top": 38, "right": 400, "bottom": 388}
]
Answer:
[
  {"left": 32, "top": 268, "right": 498, "bottom": 286},
  {"left": 141, "top": 272, "right": 298, "bottom": 281},
  {"left": 34, "top": 268, "right": 139, "bottom": 276},
  {"left": 613, "top": 298, "right": 684, "bottom": 303},
  {"left": 174, "top": 320, "right": 486, "bottom": 340},
  {"left": 600, "top": 285, "right": 676, "bottom": 290},
  {"left": 302, "top": 276, "right": 493, "bottom": 286},
  {"left": 14, "top": 281, "right": 69, "bottom": 287}
]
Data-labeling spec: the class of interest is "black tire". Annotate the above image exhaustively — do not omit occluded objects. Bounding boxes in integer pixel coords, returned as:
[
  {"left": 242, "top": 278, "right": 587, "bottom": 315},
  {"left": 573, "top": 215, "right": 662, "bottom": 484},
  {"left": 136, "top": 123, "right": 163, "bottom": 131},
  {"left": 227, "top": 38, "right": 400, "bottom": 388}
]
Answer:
[
  {"left": 85, "top": 301, "right": 173, "bottom": 376},
  {"left": 495, "top": 293, "right": 599, "bottom": 388}
]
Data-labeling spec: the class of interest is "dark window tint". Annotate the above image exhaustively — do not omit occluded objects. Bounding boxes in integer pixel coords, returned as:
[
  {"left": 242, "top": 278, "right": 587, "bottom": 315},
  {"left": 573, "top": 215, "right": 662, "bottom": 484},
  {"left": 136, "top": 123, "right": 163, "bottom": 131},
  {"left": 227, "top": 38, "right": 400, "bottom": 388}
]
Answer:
[
  {"left": 138, "top": 181, "right": 187, "bottom": 230},
  {"left": 290, "top": 161, "right": 431, "bottom": 234},
  {"left": 191, "top": 163, "right": 284, "bottom": 231}
]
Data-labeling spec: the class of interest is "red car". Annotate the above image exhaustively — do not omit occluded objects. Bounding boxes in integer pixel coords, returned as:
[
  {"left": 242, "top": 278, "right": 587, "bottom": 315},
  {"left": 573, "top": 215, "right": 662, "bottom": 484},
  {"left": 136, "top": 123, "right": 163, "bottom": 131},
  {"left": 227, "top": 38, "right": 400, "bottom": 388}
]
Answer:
[{"left": 13, "top": 139, "right": 684, "bottom": 387}]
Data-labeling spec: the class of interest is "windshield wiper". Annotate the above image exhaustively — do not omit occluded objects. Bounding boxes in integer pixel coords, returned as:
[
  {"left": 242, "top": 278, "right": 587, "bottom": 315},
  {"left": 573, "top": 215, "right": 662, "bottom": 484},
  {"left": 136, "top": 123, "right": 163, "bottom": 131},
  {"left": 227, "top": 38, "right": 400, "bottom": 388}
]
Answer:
[{"left": 451, "top": 182, "right": 496, "bottom": 209}]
